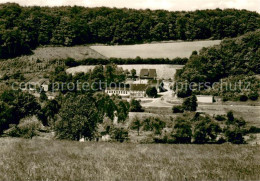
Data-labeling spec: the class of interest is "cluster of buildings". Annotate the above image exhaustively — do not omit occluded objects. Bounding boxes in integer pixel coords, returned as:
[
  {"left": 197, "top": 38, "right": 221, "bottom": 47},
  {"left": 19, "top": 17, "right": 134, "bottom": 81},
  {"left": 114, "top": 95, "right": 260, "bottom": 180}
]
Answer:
[{"left": 105, "top": 69, "right": 160, "bottom": 98}]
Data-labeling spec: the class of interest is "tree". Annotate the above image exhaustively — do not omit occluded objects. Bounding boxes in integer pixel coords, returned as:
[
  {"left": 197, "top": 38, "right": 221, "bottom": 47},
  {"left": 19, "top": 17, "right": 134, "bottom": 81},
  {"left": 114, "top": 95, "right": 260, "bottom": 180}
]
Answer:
[
  {"left": 0, "top": 90, "right": 40, "bottom": 134},
  {"left": 248, "top": 92, "right": 258, "bottom": 101},
  {"left": 130, "top": 69, "right": 136, "bottom": 80},
  {"left": 225, "top": 128, "right": 244, "bottom": 144},
  {"left": 152, "top": 118, "right": 166, "bottom": 135},
  {"left": 227, "top": 111, "right": 235, "bottom": 124},
  {"left": 40, "top": 91, "right": 48, "bottom": 102},
  {"left": 130, "top": 116, "right": 142, "bottom": 136},
  {"left": 193, "top": 118, "right": 221, "bottom": 144},
  {"left": 55, "top": 94, "right": 102, "bottom": 140},
  {"left": 129, "top": 99, "right": 143, "bottom": 112},
  {"left": 172, "top": 105, "right": 184, "bottom": 113},
  {"left": 182, "top": 95, "right": 197, "bottom": 111},
  {"left": 146, "top": 87, "right": 157, "bottom": 98},
  {"left": 110, "top": 127, "right": 128, "bottom": 142},
  {"left": 173, "top": 118, "right": 192, "bottom": 143}
]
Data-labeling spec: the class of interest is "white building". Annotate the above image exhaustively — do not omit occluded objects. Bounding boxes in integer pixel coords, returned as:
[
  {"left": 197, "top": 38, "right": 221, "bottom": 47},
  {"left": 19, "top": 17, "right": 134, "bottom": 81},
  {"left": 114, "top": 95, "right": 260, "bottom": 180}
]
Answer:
[
  {"left": 105, "top": 84, "right": 148, "bottom": 98},
  {"left": 196, "top": 95, "right": 214, "bottom": 103}
]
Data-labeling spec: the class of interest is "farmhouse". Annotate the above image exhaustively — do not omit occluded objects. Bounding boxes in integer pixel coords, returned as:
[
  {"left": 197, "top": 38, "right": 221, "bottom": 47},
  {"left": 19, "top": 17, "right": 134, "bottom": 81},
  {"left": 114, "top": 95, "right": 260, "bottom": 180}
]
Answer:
[
  {"left": 105, "top": 84, "right": 148, "bottom": 98},
  {"left": 196, "top": 95, "right": 214, "bottom": 103},
  {"left": 140, "top": 69, "right": 157, "bottom": 80},
  {"left": 105, "top": 87, "right": 130, "bottom": 97},
  {"left": 130, "top": 84, "right": 148, "bottom": 98}
]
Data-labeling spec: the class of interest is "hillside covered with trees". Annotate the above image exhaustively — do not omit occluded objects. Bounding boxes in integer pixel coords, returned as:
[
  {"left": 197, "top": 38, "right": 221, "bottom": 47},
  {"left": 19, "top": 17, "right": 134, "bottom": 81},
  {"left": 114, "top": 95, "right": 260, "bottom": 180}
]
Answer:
[
  {"left": 175, "top": 30, "right": 260, "bottom": 100},
  {"left": 0, "top": 3, "right": 259, "bottom": 58}
]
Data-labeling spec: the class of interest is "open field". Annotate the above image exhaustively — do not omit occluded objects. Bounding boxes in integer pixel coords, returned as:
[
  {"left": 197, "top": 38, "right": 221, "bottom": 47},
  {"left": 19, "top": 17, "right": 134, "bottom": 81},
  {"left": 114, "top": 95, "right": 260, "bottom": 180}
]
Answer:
[
  {"left": 67, "top": 64, "right": 184, "bottom": 79},
  {"left": 141, "top": 103, "right": 260, "bottom": 127},
  {"left": 0, "top": 138, "right": 259, "bottom": 180},
  {"left": 91, "top": 40, "right": 221, "bottom": 59},
  {"left": 28, "top": 46, "right": 106, "bottom": 60}
]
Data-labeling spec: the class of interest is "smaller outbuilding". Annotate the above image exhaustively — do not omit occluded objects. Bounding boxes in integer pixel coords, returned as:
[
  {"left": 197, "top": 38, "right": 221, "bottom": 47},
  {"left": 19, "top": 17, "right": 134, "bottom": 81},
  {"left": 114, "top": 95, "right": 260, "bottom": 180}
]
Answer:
[{"left": 196, "top": 95, "right": 214, "bottom": 103}]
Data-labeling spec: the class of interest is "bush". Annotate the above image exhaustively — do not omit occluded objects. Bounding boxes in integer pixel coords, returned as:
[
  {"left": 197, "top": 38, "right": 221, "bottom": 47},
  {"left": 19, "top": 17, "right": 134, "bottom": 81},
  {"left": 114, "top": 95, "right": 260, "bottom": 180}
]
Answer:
[
  {"left": 110, "top": 127, "right": 129, "bottom": 143},
  {"left": 142, "top": 118, "right": 153, "bottom": 131},
  {"left": 227, "top": 111, "right": 235, "bottom": 124},
  {"left": 65, "top": 58, "right": 79, "bottom": 67},
  {"left": 5, "top": 116, "right": 41, "bottom": 139},
  {"left": 173, "top": 119, "right": 192, "bottom": 143},
  {"left": 239, "top": 95, "right": 248, "bottom": 102},
  {"left": 248, "top": 92, "right": 259, "bottom": 101},
  {"left": 225, "top": 128, "right": 244, "bottom": 144},
  {"left": 172, "top": 105, "right": 184, "bottom": 113},
  {"left": 146, "top": 87, "right": 157, "bottom": 98},
  {"left": 182, "top": 95, "right": 197, "bottom": 112},
  {"left": 129, "top": 99, "right": 144, "bottom": 112},
  {"left": 215, "top": 115, "right": 226, "bottom": 121},
  {"left": 193, "top": 118, "right": 221, "bottom": 144},
  {"left": 130, "top": 116, "right": 142, "bottom": 135},
  {"left": 152, "top": 118, "right": 166, "bottom": 135},
  {"left": 247, "top": 126, "right": 260, "bottom": 134}
]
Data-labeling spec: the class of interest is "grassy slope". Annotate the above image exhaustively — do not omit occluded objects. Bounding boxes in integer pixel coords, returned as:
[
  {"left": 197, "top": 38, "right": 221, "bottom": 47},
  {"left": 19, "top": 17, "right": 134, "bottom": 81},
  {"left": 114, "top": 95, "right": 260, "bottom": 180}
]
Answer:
[
  {"left": 0, "top": 46, "right": 106, "bottom": 77},
  {"left": 0, "top": 138, "right": 259, "bottom": 180}
]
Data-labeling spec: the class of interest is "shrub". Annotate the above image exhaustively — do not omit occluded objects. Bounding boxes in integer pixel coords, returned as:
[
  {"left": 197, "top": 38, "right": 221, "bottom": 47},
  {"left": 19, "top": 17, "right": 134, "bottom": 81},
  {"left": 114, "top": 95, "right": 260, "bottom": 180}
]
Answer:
[
  {"left": 130, "top": 116, "right": 142, "bottom": 136},
  {"left": 225, "top": 128, "right": 244, "bottom": 144},
  {"left": 227, "top": 111, "right": 235, "bottom": 124},
  {"left": 239, "top": 95, "right": 248, "bottom": 102},
  {"left": 110, "top": 127, "right": 129, "bottom": 143},
  {"left": 248, "top": 92, "right": 259, "bottom": 101},
  {"left": 182, "top": 95, "right": 197, "bottom": 112},
  {"left": 129, "top": 99, "right": 144, "bottom": 112},
  {"left": 142, "top": 117, "right": 153, "bottom": 131},
  {"left": 5, "top": 116, "right": 41, "bottom": 139},
  {"left": 65, "top": 58, "right": 79, "bottom": 67},
  {"left": 173, "top": 119, "right": 192, "bottom": 143},
  {"left": 215, "top": 115, "right": 226, "bottom": 121},
  {"left": 193, "top": 118, "right": 221, "bottom": 144},
  {"left": 172, "top": 105, "right": 184, "bottom": 113},
  {"left": 151, "top": 118, "right": 166, "bottom": 135},
  {"left": 247, "top": 126, "right": 260, "bottom": 134},
  {"left": 146, "top": 87, "right": 158, "bottom": 98}
]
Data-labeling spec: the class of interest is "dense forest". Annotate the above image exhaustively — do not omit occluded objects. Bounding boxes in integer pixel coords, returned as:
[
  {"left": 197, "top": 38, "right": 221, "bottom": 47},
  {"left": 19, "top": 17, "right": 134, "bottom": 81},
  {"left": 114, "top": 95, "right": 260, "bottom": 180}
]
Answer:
[
  {"left": 175, "top": 30, "right": 260, "bottom": 100},
  {"left": 0, "top": 3, "right": 259, "bottom": 58}
]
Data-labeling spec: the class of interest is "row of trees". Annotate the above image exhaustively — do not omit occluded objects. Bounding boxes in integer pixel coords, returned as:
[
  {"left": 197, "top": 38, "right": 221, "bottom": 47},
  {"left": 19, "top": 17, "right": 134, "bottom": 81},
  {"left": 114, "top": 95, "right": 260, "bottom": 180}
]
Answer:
[
  {"left": 49, "top": 64, "right": 126, "bottom": 93},
  {"left": 0, "top": 3, "right": 259, "bottom": 58},
  {"left": 55, "top": 93, "right": 130, "bottom": 140},
  {"left": 0, "top": 88, "right": 133, "bottom": 140},
  {"left": 130, "top": 111, "right": 247, "bottom": 144},
  {"left": 65, "top": 57, "right": 188, "bottom": 66}
]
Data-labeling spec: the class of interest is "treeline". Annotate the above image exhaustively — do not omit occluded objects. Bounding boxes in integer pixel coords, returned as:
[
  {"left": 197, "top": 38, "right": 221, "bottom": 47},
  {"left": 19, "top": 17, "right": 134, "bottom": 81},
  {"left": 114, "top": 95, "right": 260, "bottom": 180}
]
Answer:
[
  {"left": 174, "top": 30, "right": 260, "bottom": 99},
  {"left": 130, "top": 111, "right": 252, "bottom": 144},
  {"left": 49, "top": 64, "right": 127, "bottom": 93},
  {"left": 65, "top": 57, "right": 188, "bottom": 67},
  {"left": 0, "top": 3, "right": 259, "bottom": 58}
]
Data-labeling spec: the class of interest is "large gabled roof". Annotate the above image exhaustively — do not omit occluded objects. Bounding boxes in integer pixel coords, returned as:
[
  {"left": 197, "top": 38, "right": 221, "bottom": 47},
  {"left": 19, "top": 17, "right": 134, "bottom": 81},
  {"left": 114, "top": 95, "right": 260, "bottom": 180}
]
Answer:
[{"left": 140, "top": 69, "right": 157, "bottom": 79}]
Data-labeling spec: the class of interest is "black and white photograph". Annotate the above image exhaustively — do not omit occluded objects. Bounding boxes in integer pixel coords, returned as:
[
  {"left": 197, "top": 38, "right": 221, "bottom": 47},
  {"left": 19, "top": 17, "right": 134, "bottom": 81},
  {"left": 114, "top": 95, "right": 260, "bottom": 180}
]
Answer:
[{"left": 0, "top": 0, "right": 259, "bottom": 180}]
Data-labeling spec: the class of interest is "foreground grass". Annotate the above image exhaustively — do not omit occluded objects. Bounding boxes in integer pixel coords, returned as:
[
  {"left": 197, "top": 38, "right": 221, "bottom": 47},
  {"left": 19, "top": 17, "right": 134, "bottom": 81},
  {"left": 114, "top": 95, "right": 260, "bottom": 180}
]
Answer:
[{"left": 0, "top": 138, "right": 260, "bottom": 180}]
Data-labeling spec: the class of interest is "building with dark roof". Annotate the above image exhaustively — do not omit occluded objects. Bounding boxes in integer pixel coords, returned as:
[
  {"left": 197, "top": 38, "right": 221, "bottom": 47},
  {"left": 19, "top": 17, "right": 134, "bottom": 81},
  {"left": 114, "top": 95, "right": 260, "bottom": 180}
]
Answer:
[
  {"left": 140, "top": 69, "right": 157, "bottom": 80},
  {"left": 130, "top": 84, "right": 148, "bottom": 98}
]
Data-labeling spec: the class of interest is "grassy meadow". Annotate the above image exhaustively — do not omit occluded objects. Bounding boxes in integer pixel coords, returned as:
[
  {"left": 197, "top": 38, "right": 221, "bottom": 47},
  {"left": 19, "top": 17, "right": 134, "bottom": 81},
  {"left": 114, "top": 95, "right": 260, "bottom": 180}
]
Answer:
[
  {"left": 91, "top": 40, "right": 221, "bottom": 59},
  {"left": 0, "top": 138, "right": 259, "bottom": 180}
]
